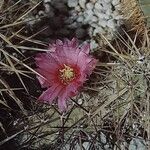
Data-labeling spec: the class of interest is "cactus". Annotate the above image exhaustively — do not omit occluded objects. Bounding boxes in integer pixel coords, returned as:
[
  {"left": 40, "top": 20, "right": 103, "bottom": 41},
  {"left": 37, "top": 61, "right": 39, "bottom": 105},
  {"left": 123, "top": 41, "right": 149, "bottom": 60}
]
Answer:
[{"left": 138, "top": 0, "right": 150, "bottom": 26}]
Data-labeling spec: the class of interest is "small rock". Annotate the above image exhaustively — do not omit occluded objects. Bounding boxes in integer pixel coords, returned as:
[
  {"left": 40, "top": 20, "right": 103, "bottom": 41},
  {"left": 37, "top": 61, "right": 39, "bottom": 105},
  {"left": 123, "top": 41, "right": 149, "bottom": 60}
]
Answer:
[
  {"left": 35, "top": 14, "right": 39, "bottom": 19},
  {"left": 107, "top": 19, "right": 115, "bottom": 29},
  {"left": 44, "top": 4, "right": 55, "bottom": 17},
  {"left": 105, "top": 0, "right": 111, "bottom": 3},
  {"left": 83, "top": 142, "right": 90, "bottom": 149},
  {"left": 115, "top": 4, "right": 121, "bottom": 10},
  {"left": 77, "top": 98, "right": 83, "bottom": 105},
  {"left": 94, "top": 2, "right": 102, "bottom": 10},
  {"left": 44, "top": 0, "right": 51, "bottom": 3},
  {"left": 94, "top": 11, "right": 105, "bottom": 18},
  {"left": 79, "top": 0, "right": 86, "bottom": 9},
  {"left": 38, "top": 10, "right": 45, "bottom": 16},
  {"left": 112, "top": 0, "right": 120, "bottom": 6},
  {"left": 91, "top": 22, "right": 98, "bottom": 28},
  {"left": 86, "top": 2, "right": 94, "bottom": 10},
  {"left": 129, "top": 137, "right": 147, "bottom": 150},
  {"left": 85, "top": 9, "right": 94, "bottom": 16},
  {"left": 77, "top": 15, "right": 84, "bottom": 22},
  {"left": 90, "top": 0, "right": 96, "bottom": 3},
  {"left": 98, "top": 20, "right": 107, "bottom": 28},
  {"left": 90, "top": 40, "right": 99, "bottom": 49},
  {"left": 91, "top": 15, "right": 98, "bottom": 22},
  {"left": 44, "top": 3, "right": 51, "bottom": 13},
  {"left": 106, "top": 9, "right": 112, "bottom": 16},
  {"left": 102, "top": 3, "right": 112, "bottom": 11},
  {"left": 75, "top": 5, "right": 81, "bottom": 11},
  {"left": 88, "top": 27, "right": 94, "bottom": 36},
  {"left": 93, "top": 26, "right": 104, "bottom": 36},
  {"left": 68, "top": 0, "right": 78, "bottom": 7},
  {"left": 84, "top": 14, "right": 94, "bottom": 23}
]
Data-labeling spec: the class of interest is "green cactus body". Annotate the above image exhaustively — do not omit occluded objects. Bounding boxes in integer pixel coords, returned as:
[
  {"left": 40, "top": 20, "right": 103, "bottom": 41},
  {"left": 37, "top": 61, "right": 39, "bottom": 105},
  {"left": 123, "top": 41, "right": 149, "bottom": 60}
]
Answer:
[{"left": 139, "top": 0, "right": 150, "bottom": 26}]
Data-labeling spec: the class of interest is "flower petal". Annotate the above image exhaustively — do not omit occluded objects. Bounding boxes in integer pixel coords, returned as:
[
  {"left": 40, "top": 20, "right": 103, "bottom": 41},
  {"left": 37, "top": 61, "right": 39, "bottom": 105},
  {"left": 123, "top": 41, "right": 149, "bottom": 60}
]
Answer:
[
  {"left": 35, "top": 53, "right": 59, "bottom": 70},
  {"left": 56, "top": 39, "right": 63, "bottom": 45},
  {"left": 58, "top": 97, "right": 67, "bottom": 112},
  {"left": 80, "top": 43, "right": 90, "bottom": 54},
  {"left": 36, "top": 68, "right": 55, "bottom": 83},
  {"left": 36, "top": 75, "right": 50, "bottom": 88},
  {"left": 57, "top": 82, "right": 80, "bottom": 112},
  {"left": 70, "top": 38, "right": 79, "bottom": 48},
  {"left": 38, "top": 84, "right": 62, "bottom": 104},
  {"left": 57, "top": 89, "right": 68, "bottom": 112}
]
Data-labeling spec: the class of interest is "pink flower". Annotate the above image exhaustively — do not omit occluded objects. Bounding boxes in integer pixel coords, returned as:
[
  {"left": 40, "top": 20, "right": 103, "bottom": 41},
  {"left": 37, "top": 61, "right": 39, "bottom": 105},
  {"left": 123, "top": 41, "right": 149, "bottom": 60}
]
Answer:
[{"left": 35, "top": 38, "right": 97, "bottom": 112}]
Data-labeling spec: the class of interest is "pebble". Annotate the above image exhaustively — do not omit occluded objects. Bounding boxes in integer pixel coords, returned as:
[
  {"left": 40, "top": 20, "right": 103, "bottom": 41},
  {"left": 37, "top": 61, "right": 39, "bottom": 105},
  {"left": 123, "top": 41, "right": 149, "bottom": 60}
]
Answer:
[
  {"left": 91, "top": 22, "right": 98, "bottom": 28},
  {"left": 90, "top": 39, "right": 99, "bottom": 49},
  {"left": 106, "top": 9, "right": 112, "bottom": 16},
  {"left": 77, "top": 98, "right": 83, "bottom": 105},
  {"left": 84, "top": 14, "right": 94, "bottom": 23},
  {"left": 107, "top": 19, "right": 115, "bottom": 29},
  {"left": 93, "top": 26, "right": 104, "bottom": 36},
  {"left": 44, "top": 0, "right": 51, "bottom": 3},
  {"left": 86, "top": 2, "right": 94, "bottom": 10},
  {"left": 112, "top": 0, "right": 120, "bottom": 6},
  {"left": 79, "top": 0, "right": 86, "bottom": 9},
  {"left": 68, "top": 0, "right": 78, "bottom": 7},
  {"left": 98, "top": 20, "right": 107, "bottom": 27},
  {"left": 90, "top": 0, "right": 96, "bottom": 3},
  {"left": 75, "top": 5, "right": 81, "bottom": 11},
  {"left": 44, "top": 3, "right": 51, "bottom": 13},
  {"left": 105, "top": 0, "right": 111, "bottom": 3},
  {"left": 77, "top": 15, "right": 84, "bottom": 22},
  {"left": 94, "top": 2, "right": 102, "bottom": 10},
  {"left": 85, "top": 9, "right": 94, "bottom": 16},
  {"left": 88, "top": 27, "right": 94, "bottom": 36},
  {"left": 91, "top": 15, "right": 98, "bottom": 22},
  {"left": 38, "top": 10, "right": 45, "bottom": 16}
]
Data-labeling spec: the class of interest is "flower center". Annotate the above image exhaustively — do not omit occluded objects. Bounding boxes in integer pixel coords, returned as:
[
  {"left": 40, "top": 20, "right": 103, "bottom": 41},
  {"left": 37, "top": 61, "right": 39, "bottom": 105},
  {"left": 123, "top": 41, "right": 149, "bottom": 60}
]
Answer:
[{"left": 59, "top": 64, "right": 75, "bottom": 84}]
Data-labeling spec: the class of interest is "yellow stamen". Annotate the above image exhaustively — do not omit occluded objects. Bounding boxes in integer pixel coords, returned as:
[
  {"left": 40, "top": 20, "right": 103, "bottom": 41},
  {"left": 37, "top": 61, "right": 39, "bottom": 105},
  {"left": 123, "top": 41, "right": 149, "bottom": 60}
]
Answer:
[{"left": 59, "top": 64, "right": 75, "bottom": 84}]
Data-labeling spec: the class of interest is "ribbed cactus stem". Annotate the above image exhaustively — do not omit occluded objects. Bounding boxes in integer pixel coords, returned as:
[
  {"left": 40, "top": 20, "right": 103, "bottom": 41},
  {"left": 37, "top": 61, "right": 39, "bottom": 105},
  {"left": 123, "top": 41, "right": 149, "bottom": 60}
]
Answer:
[{"left": 138, "top": 0, "right": 150, "bottom": 26}]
